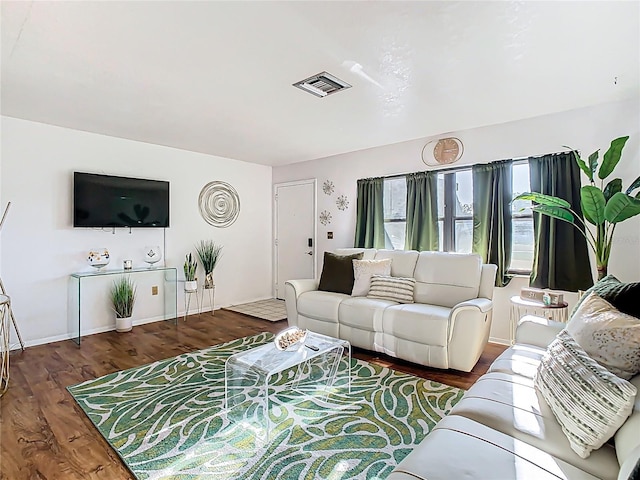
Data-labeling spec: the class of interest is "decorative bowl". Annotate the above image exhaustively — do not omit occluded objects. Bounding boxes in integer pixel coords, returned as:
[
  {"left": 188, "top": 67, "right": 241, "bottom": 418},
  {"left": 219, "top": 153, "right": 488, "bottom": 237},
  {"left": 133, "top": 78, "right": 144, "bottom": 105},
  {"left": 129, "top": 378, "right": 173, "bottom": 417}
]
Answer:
[
  {"left": 274, "top": 327, "right": 308, "bottom": 351},
  {"left": 87, "top": 248, "right": 110, "bottom": 270},
  {"left": 144, "top": 246, "right": 162, "bottom": 267}
]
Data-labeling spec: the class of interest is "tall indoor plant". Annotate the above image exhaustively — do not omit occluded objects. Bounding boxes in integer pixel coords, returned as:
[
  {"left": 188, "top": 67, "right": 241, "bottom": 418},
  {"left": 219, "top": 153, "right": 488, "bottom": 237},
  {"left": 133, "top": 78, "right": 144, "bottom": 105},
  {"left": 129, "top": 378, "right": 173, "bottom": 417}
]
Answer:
[
  {"left": 515, "top": 136, "right": 640, "bottom": 279},
  {"left": 110, "top": 276, "right": 136, "bottom": 332},
  {"left": 196, "top": 240, "right": 223, "bottom": 289}
]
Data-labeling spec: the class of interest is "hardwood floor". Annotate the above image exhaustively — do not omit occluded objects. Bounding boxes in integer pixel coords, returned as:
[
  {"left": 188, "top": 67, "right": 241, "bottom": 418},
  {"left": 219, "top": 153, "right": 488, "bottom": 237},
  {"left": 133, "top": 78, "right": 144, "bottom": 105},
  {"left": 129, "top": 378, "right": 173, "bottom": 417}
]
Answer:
[{"left": 0, "top": 311, "right": 506, "bottom": 480}]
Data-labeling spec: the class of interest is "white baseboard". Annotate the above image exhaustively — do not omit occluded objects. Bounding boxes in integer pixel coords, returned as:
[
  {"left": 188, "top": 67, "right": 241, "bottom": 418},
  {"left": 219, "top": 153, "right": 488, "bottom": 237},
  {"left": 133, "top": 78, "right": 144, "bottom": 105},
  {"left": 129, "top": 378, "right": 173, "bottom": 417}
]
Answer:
[{"left": 489, "top": 336, "right": 511, "bottom": 346}]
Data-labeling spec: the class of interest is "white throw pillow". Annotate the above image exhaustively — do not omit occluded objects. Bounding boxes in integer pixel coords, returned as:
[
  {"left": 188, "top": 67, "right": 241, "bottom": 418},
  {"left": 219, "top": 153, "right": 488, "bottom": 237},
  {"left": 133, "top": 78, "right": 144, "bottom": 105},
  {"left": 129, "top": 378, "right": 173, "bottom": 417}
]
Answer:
[
  {"left": 351, "top": 259, "right": 392, "bottom": 297},
  {"left": 367, "top": 275, "right": 415, "bottom": 303},
  {"left": 534, "top": 330, "right": 637, "bottom": 459},
  {"left": 566, "top": 292, "right": 640, "bottom": 380}
]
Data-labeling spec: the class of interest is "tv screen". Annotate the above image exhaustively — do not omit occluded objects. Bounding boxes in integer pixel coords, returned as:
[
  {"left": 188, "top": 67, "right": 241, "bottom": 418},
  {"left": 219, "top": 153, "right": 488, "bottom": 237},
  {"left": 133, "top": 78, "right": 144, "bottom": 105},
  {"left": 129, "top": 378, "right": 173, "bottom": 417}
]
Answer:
[{"left": 73, "top": 172, "right": 170, "bottom": 228}]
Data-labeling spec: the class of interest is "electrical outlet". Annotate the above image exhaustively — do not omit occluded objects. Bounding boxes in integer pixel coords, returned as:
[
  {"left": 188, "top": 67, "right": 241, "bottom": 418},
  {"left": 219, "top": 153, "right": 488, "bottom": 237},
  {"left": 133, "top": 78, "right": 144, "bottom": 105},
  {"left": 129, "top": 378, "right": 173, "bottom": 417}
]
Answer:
[{"left": 152, "top": 286, "right": 158, "bottom": 295}]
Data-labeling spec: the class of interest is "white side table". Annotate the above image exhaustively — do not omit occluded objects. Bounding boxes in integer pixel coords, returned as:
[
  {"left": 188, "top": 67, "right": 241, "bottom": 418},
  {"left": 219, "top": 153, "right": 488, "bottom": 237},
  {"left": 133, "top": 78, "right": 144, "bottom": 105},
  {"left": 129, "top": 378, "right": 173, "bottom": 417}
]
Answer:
[{"left": 509, "top": 295, "right": 569, "bottom": 344}]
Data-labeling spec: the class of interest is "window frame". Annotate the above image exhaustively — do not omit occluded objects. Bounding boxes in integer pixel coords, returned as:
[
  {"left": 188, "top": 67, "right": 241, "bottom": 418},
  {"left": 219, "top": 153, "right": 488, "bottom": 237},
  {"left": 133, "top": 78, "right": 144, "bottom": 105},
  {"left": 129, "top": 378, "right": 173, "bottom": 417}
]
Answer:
[
  {"left": 383, "top": 177, "right": 408, "bottom": 250},
  {"left": 508, "top": 159, "right": 534, "bottom": 275},
  {"left": 439, "top": 169, "right": 473, "bottom": 252}
]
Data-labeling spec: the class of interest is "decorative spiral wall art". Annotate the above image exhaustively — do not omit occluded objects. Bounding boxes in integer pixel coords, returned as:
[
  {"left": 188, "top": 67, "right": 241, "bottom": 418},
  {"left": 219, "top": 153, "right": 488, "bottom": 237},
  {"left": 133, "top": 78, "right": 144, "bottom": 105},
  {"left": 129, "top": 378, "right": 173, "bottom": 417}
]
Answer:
[{"left": 198, "top": 181, "right": 241, "bottom": 228}]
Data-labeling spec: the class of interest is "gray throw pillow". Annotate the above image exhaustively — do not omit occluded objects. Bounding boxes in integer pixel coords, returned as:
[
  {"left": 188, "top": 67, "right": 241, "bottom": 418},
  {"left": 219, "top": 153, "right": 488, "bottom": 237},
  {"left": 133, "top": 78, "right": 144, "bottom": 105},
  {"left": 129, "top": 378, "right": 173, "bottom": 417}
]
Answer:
[
  {"left": 571, "top": 275, "right": 640, "bottom": 319},
  {"left": 318, "top": 252, "right": 364, "bottom": 295}
]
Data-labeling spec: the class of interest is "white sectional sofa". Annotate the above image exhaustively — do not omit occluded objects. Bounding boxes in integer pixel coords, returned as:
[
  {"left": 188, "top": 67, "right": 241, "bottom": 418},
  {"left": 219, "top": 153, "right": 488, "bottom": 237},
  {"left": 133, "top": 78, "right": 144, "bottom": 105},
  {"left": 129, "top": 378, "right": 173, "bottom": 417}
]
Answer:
[
  {"left": 388, "top": 316, "right": 640, "bottom": 480},
  {"left": 285, "top": 249, "right": 498, "bottom": 372}
]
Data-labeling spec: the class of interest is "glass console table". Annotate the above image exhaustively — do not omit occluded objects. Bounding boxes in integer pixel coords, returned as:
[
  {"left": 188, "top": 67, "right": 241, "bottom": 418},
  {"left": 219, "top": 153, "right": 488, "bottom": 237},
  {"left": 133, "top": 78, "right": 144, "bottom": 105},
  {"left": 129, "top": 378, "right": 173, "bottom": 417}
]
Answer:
[{"left": 69, "top": 267, "right": 177, "bottom": 345}]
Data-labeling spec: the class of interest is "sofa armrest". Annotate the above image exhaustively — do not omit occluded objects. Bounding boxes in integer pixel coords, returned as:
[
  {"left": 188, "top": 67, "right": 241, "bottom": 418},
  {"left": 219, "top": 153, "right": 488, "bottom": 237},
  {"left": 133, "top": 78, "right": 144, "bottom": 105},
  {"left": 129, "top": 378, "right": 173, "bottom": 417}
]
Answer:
[
  {"left": 515, "top": 315, "right": 564, "bottom": 349},
  {"left": 452, "top": 297, "right": 493, "bottom": 314},
  {"left": 284, "top": 279, "right": 319, "bottom": 327},
  {"left": 285, "top": 279, "right": 319, "bottom": 297},
  {"left": 447, "top": 298, "right": 494, "bottom": 372}
]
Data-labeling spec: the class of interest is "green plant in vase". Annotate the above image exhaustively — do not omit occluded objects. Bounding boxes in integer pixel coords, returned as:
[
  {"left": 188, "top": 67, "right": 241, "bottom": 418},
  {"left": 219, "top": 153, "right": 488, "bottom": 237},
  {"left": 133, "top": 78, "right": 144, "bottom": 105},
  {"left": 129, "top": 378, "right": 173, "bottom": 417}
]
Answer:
[
  {"left": 184, "top": 253, "right": 198, "bottom": 293},
  {"left": 515, "top": 136, "right": 640, "bottom": 279},
  {"left": 196, "top": 240, "right": 223, "bottom": 289},
  {"left": 110, "top": 276, "right": 136, "bottom": 332}
]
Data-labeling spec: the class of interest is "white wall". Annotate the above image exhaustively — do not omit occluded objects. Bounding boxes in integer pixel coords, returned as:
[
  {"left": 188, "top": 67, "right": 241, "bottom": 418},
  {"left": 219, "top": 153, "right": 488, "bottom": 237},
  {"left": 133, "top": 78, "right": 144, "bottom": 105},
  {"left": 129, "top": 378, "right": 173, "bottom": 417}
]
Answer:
[
  {"left": 273, "top": 99, "right": 640, "bottom": 344},
  {"left": 1, "top": 117, "right": 273, "bottom": 348}
]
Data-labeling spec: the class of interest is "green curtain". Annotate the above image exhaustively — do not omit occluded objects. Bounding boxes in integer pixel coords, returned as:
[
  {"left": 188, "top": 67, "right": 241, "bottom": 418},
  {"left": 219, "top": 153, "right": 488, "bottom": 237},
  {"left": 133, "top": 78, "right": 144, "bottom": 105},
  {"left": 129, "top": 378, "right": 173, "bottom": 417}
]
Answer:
[
  {"left": 405, "top": 171, "right": 439, "bottom": 251},
  {"left": 472, "top": 160, "right": 513, "bottom": 287},
  {"left": 354, "top": 177, "right": 385, "bottom": 249},
  {"left": 529, "top": 153, "right": 593, "bottom": 291}
]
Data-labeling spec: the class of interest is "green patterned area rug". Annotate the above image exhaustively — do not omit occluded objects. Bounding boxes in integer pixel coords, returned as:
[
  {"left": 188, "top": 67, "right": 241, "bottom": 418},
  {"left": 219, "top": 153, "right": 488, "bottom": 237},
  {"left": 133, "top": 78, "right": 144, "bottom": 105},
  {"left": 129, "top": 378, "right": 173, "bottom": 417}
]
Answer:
[{"left": 68, "top": 333, "right": 464, "bottom": 480}]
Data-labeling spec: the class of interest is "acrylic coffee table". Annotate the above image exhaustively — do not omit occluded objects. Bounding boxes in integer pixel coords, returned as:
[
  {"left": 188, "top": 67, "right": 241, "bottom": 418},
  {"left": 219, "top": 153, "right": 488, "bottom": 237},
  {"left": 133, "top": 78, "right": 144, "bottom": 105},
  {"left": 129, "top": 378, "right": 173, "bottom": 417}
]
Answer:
[{"left": 224, "top": 331, "right": 351, "bottom": 440}]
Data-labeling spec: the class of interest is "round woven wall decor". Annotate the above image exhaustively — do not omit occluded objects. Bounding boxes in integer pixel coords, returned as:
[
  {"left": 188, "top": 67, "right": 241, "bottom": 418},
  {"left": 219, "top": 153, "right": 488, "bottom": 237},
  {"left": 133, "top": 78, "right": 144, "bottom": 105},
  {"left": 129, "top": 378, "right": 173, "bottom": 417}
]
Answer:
[{"left": 198, "top": 181, "right": 240, "bottom": 228}]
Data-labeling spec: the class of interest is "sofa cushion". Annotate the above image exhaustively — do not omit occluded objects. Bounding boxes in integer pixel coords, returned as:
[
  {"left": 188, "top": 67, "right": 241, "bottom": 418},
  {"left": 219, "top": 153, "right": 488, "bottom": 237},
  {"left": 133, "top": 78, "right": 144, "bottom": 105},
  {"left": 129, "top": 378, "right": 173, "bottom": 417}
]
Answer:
[
  {"left": 389, "top": 414, "right": 603, "bottom": 480},
  {"left": 566, "top": 292, "right": 640, "bottom": 380},
  {"left": 382, "top": 303, "right": 450, "bottom": 346},
  {"left": 535, "top": 330, "right": 637, "bottom": 459},
  {"left": 367, "top": 275, "right": 416, "bottom": 303},
  {"left": 297, "top": 290, "right": 348, "bottom": 322},
  {"left": 413, "top": 251, "right": 481, "bottom": 308},
  {"left": 338, "top": 296, "right": 396, "bottom": 331},
  {"left": 488, "top": 343, "right": 546, "bottom": 379},
  {"left": 351, "top": 258, "right": 392, "bottom": 296},
  {"left": 373, "top": 249, "right": 419, "bottom": 278},
  {"left": 451, "top": 371, "right": 620, "bottom": 479},
  {"left": 615, "top": 375, "right": 640, "bottom": 469},
  {"left": 571, "top": 274, "right": 640, "bottom": 319},
  {"left": 318, "top": 251, "right": 363, "bottom": 295}
]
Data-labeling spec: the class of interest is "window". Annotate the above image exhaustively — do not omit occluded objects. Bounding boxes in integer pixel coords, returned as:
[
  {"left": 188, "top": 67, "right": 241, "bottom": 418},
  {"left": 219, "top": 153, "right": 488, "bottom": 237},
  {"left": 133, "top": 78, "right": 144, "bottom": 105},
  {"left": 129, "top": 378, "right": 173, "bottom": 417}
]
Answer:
[
  {"left": 383, "top": 177, "right": 406, "bottom": 250},
  {"left": 381, "top": 161, "right": 535, "bottom": 272},
  {"left": 437, "top": 169, "right": 473, "bottom": 253},
  {"left": 510, "top": 161, "right": 534, "bottom": 272}
]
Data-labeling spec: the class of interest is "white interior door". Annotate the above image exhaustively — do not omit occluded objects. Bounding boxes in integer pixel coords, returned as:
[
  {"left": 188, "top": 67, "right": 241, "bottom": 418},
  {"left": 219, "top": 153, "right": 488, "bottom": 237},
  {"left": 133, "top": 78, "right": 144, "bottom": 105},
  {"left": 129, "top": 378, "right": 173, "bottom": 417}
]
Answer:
[{"left": 274, "top": 180, "right": 316, "bottom": 299}]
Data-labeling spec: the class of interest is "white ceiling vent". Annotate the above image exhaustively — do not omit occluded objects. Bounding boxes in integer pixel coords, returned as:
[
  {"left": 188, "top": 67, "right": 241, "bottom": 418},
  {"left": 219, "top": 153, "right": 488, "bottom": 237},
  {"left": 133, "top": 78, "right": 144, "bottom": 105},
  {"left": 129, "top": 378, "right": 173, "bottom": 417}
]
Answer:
[{"left": 293, "top": 72, "right": 352, "bottom": 98}]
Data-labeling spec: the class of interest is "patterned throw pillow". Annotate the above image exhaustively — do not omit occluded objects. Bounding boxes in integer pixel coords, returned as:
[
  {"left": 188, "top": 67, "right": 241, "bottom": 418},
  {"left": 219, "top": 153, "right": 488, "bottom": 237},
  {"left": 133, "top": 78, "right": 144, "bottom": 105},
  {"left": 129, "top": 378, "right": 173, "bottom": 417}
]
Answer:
[
  {"left": 566, "top": 292, "right": 640, "bottom": 380},
  {"left": 367, "top": 275, "right": 415, "bottom": 303},
  {"left": 351, "top": 259, "right": 392, "bottom": 297},
  {"left": 318, "top": 252, "right": 364, "bottom": 295},
  {"left": 571, "top": 274, "right": 640, "bottom": 319},
  {"left": 534, "top": 330, "right": 637, "bottom": 459}
]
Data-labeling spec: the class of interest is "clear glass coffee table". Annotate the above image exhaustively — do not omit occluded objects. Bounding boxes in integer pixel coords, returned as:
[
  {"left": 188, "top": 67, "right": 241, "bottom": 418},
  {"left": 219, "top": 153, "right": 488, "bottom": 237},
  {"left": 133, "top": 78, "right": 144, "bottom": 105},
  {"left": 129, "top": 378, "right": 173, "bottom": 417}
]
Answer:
[{"left": 224, "top": 331, "right": 351, "bottom": 440}]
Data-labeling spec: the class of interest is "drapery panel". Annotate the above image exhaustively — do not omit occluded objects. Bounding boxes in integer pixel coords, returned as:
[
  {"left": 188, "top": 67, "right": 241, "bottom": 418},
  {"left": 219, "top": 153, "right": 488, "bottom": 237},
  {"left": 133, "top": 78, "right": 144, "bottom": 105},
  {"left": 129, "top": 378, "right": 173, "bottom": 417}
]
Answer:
[
  {"left": 529, "top": 153, "right": 593, "bottom": 291},
  {"left": 354, "top": 177, "right": 385, "bottom": 249},
  {"left": 405, "top": 171, "right": 439, "bottom": 251},
  {"left": 472, "top": 160, "right": 513, "bottom": 287}
]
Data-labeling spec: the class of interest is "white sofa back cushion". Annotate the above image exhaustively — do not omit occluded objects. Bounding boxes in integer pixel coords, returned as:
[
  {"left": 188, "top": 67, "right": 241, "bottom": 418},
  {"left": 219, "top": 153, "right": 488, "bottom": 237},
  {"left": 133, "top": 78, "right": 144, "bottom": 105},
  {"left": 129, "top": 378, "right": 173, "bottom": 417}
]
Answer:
[
  {"left": 374, "top": 250, "right": 419, "bottom": 278},
  {"left": 335, "top": 248, "right": 376, "bottom": 260},
  {"left": 413, "top": 252, "right": 482, "bottom": 308}
]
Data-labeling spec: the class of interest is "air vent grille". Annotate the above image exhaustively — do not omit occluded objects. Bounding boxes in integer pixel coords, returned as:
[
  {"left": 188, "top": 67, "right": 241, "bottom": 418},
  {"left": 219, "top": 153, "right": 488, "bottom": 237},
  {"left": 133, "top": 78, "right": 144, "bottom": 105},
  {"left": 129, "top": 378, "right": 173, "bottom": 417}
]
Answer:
[{"left": 293, "top": 71, "right": 351, "bottom": 98}]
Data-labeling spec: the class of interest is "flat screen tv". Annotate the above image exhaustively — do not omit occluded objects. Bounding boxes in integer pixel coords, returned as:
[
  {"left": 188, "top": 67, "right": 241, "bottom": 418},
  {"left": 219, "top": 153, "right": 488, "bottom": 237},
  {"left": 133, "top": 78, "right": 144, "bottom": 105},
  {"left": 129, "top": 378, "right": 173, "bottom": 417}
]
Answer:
[{"left": 73, "top": 172, "right": 170, "bottom": 228}]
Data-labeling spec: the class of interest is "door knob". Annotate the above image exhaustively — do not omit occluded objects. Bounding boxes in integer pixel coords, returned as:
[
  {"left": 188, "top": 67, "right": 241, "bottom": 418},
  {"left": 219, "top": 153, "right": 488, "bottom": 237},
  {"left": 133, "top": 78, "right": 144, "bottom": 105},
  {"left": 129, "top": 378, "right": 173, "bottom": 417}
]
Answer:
[{"left": 306, "top": 251, "right": 313, "bottom": 256}]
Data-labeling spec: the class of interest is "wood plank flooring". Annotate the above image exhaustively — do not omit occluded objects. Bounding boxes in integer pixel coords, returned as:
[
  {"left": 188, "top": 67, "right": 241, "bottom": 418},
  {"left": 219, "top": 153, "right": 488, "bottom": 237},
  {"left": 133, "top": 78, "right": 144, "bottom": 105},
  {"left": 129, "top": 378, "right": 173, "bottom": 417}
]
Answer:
[{"left": 0, "top": 311, "right": 506, "bottom": 480}]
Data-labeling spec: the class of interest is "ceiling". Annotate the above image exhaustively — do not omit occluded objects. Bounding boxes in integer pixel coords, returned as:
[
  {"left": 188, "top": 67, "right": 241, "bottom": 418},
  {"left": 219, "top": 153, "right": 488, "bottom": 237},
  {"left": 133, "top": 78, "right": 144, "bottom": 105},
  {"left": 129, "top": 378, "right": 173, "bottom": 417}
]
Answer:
[{"left": 1, "top": 1, "right": 638, "bottom": 167}]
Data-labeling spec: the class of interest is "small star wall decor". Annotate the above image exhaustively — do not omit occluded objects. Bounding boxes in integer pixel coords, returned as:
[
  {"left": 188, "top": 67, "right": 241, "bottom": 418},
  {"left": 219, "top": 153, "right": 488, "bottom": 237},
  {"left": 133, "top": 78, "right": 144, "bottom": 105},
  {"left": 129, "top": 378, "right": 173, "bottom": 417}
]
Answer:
[{"left": 319, "top": 210, "right": 332, "bottom": 226}]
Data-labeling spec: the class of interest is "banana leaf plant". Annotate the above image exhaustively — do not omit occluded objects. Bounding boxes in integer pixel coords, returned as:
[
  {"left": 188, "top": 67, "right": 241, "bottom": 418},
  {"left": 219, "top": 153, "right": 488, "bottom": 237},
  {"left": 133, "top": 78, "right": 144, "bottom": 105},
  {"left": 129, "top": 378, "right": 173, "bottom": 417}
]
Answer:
[{"left": 515, "top": 136, "right": 640, "bottom": 280}]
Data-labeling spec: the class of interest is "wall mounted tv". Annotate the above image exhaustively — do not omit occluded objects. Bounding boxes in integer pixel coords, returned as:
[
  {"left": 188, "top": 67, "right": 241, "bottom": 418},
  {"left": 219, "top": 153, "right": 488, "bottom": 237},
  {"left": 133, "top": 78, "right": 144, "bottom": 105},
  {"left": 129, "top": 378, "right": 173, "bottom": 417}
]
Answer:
[{"left": 73, "top": 172, "right": 170, "bottom": 228}]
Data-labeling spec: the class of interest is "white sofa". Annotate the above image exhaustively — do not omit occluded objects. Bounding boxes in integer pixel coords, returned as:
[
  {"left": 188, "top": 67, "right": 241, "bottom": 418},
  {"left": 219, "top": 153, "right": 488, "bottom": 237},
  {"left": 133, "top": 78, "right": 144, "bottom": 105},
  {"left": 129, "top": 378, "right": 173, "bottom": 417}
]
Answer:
[
  {"left": 285, "top": 249, "right": 498, "bottom": 372},
  {"left": 388, "top": 316, "right": 640, "bottom": 480}
]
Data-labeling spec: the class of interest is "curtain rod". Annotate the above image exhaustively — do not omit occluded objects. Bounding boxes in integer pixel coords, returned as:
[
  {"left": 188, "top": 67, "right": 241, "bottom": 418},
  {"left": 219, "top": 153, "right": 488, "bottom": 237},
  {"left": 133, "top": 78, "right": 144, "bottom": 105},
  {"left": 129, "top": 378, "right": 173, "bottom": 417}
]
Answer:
[{"left": 380, "top": 150, "right": 573, "bottom": 181}]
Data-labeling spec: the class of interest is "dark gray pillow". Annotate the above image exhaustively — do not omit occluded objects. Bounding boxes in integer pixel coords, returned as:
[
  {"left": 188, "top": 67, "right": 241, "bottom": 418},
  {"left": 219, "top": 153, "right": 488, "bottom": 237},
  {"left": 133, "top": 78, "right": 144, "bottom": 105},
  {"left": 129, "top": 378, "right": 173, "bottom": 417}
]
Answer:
[
  {"left": 571, "top": 274, "right": 640, "bottom": 319},
  {"left": 318, "top": 252, "right": 364, "bottom": 295}
]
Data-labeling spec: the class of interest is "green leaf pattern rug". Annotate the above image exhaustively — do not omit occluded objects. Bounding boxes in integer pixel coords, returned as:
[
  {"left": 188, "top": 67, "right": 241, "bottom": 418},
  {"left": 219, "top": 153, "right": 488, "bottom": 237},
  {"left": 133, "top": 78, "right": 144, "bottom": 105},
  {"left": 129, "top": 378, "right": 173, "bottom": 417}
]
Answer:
[{"left": 68, "top": 333, "right": 464, "bottom": 479}]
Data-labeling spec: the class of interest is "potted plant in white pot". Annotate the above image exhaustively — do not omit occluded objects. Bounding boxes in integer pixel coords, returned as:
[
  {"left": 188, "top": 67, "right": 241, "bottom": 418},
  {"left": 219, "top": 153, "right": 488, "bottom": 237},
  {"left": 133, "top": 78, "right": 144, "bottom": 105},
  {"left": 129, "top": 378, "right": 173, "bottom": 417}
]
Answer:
[
  {"left": 196, "top": 240, "right": 223, "bottom": 290},
  {"left": 515, "top": 136, "right": 640, "bottom": 279},
  {"left": 110, "top": 276, "right": 136, "bottom": 332},
  {"left": 184, "top": 253, "right": 198, "bottom": 293}
]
